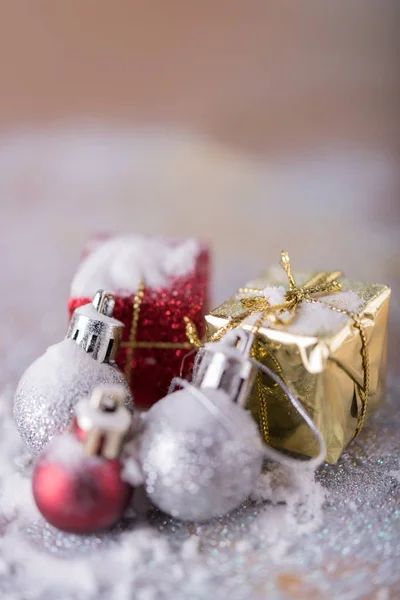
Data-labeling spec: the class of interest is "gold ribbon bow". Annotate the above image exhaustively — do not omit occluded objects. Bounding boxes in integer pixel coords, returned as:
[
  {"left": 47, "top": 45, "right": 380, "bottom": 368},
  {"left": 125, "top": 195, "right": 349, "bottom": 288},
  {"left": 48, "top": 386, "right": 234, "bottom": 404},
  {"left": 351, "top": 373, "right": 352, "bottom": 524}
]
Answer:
[
  {"left": 198, "top": 251, "right": 370, "bottom": 444},
  {"left": 239, "top": 251, "right": 343, "bottom": 329}
]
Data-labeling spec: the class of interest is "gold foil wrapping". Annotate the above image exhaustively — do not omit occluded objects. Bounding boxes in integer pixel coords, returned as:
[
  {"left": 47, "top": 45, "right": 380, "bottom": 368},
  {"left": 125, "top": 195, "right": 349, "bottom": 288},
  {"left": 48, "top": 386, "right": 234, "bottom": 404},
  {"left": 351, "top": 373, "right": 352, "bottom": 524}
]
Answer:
[{"left": 206, "top": 268, "right": 390, "bottom": 463}]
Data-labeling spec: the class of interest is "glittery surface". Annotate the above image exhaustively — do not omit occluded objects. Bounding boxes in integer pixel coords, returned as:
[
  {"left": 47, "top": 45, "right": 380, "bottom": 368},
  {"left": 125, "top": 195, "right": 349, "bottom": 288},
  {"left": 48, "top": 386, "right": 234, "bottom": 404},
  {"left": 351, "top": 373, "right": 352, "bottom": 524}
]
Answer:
[
  {"left": 13, "top": 339, "right": 133, "bottom": 455},
  {"left": 138, "top": 388, "right": 264, "bottom": 521},
  {"left": 68, "top": 237, "right": 210, "bottom": 409},
  {"left": 0, "top": 378, "right": 399, "bottom": 599}
]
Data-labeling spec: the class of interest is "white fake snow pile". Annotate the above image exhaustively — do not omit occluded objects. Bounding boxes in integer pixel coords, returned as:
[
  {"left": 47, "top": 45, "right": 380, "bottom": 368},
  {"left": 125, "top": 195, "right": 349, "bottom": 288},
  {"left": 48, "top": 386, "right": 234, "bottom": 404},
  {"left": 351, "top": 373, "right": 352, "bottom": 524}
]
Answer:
[
  {"left": 259, "top": 285, "right": 363, "bottom": 335},
  {"left": 71, "top": 236, "right": 200, "bottom": 296}
]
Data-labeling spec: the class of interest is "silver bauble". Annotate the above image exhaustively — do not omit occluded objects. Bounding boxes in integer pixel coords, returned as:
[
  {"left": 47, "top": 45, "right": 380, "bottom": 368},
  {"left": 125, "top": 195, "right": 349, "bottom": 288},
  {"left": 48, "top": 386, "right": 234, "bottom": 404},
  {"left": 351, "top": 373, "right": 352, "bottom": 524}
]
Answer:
[
  {"left": 139, "top": 387, "right": 264, "bottom": 521},
  {"left": 14, "top": 339, "right": 132, "bottom": 455}
]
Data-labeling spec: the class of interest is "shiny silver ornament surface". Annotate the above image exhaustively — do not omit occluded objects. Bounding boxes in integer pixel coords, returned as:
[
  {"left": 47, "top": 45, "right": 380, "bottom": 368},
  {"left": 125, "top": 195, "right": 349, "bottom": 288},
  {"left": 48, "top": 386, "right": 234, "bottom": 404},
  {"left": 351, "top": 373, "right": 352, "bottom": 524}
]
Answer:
[
  {"left": 14, "top": 291, "right": 132, "bottom": 455},
  {"left": 139, "top": 387, "right": 264, "bottom": 521},
  {"left": 193, "top": 327, "right": 257, "bottom": 407},
  {"left": 67, "top": 290, "right": 123, "bottom": 363},
  {"left": 139, "top": 329, "right": 264, "bottom": 522}
]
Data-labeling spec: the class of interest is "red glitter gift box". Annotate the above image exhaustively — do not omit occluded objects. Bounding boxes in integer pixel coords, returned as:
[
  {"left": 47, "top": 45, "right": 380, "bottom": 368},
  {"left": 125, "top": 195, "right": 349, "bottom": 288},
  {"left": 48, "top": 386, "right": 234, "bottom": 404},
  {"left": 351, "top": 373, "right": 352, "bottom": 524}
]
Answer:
[{"left": 68, "top": 235, "right": 209, "bottom": 409}]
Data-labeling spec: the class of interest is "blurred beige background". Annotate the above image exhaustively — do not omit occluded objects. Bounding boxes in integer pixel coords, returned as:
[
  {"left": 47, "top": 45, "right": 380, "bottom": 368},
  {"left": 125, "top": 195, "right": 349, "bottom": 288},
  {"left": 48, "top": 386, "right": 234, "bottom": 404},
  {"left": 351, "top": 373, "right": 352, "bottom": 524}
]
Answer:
[
  {"left": 0, "top": 1, "right": 399, "bottom": 378},
  {"left": 0, "top": 1, "right": 398, "bottom": 157}
]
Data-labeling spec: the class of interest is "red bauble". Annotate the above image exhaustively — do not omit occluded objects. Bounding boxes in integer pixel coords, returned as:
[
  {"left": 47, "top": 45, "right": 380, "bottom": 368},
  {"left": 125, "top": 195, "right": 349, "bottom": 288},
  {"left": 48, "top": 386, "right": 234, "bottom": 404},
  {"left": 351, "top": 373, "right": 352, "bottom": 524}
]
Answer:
[{"left": 33, "top": 453, "right": 132, "bottom": 533}]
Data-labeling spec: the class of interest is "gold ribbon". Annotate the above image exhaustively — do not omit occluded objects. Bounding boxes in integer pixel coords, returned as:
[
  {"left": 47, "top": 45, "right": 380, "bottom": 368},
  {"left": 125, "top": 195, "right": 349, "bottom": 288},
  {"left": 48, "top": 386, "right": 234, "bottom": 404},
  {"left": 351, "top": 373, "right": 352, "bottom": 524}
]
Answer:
[
  {"left": 203, "top": 251, "right": 370, "bottom": 443},
  {"left": 121, "top": 280, "right": 195, "bottom": 384}
]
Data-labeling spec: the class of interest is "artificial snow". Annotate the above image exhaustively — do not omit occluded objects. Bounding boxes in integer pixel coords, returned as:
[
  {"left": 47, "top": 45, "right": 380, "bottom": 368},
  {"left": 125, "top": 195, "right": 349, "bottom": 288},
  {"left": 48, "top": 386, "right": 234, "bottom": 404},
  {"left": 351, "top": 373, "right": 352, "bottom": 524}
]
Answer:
[
  {"left": 251, "top": 464, "right": 326, "bottom": 535},
  {"left": 13, "top": 338, "right": 132, "bottom": 454},
  {"left": 71, "top": 301, "right": 124, "bottom": 325},
  {"left": 71, "top": 235, "right": 200, "bottom": 296},
  {"left": 261, "top": 285, "right": 363, "bottom": 336},
  {"left": 0, "top": 386, "right": 331, "bottom": 600},
  {"left": 121, "top": 438, "right": 145, "bottom": 487},
  {"left": 43, "top": 432, "right": 96, "bottom": 469}
]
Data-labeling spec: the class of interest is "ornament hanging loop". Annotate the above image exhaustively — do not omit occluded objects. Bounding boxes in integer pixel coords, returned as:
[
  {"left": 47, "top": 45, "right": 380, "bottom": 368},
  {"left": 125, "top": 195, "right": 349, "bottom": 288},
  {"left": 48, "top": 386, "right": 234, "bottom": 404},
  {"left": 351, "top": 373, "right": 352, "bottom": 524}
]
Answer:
[{"left": 249, "top": 356, "right": 327, "bottom": 469}]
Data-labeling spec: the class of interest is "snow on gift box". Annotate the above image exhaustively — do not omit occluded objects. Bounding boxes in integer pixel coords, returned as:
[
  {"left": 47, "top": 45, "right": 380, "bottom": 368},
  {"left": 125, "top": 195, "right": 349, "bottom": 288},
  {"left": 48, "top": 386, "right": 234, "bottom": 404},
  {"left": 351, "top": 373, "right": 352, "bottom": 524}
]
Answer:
[
  {"left": 68, "top": 235, "right": 210, "bottom": 409},
  {"left": 14, "top": 291, "right": 133, "bottom": 455}
]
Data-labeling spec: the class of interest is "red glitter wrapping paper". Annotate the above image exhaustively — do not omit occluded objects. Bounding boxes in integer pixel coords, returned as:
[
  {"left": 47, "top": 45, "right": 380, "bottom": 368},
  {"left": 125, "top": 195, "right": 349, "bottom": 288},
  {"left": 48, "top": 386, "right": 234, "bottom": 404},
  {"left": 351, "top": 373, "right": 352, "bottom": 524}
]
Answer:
[{"left": 68, "top": 238, "right": 210, "bottom": 409}]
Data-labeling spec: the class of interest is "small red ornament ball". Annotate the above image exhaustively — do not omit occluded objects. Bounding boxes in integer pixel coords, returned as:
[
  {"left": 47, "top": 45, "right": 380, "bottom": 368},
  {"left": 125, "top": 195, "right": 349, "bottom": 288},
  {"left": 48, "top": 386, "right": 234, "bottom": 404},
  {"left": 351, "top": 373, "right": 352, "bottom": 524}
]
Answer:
[{"left": 33, "top": 452, "right": 132, "bottom": 534}]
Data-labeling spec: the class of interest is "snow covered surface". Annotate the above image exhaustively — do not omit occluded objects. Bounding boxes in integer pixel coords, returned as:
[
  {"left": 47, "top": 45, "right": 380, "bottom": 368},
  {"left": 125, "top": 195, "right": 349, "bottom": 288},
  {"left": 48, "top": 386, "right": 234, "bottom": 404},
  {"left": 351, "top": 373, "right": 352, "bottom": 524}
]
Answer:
[
  {"left": 1, "top": 382, "right": 399, "bottom": 599},
  {"left": 71, "top": 235, "right": 200, "bottom": 295},
  {"left": 0, "top": 127, "right": 399, "bottom": 599}
]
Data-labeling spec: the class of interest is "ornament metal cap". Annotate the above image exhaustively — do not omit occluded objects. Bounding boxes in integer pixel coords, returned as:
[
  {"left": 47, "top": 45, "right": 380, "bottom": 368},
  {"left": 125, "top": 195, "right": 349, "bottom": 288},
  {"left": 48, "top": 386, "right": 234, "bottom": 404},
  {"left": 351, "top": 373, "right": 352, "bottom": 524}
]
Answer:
[
  {"left": 193, "top": 328, "right": 257, "bottom": 408},
  {"left": 75, "top": 385, "right": 132, "bottom": 459},
  {"left": 66, "top": 290, "right": 124, "bottom": 363}
]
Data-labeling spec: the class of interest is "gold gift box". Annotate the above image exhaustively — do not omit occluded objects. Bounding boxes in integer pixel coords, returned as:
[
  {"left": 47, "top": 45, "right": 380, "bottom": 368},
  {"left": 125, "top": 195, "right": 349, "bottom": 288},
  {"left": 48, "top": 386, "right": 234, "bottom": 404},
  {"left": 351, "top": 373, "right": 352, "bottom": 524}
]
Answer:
[{"left": 206, "top": 260, "right": 390, "bottom": 463}]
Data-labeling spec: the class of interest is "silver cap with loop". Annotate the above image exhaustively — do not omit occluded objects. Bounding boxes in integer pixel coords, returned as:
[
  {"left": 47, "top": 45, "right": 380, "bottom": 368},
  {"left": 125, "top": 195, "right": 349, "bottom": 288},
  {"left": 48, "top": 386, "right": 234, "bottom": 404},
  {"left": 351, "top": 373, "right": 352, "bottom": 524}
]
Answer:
[
  {"left": 75, "top": 385, "right": 132, "bottom": 459},
  {"left": 171, "top": 327, "right": 327, "bottom": 470},
  {"left": 193, "top": 328, "right": 257, "bottom": 407},
  {"left": 66, "top": 290, "right": 124, "bottom": 363}
]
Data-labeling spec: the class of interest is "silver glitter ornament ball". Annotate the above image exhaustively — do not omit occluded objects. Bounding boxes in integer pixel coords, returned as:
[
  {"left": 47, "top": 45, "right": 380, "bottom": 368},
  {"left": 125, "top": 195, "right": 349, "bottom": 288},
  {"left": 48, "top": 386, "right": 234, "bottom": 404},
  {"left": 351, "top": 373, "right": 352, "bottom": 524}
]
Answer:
[
  {"left": 139, "top": 387, "right": 264, "bottom": 522},
  {"left": 14, "top": 291, "right": 133, "bottom": 455},
  {"left": 14, "top": 339, "right": 132, "bottom": 455}
]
